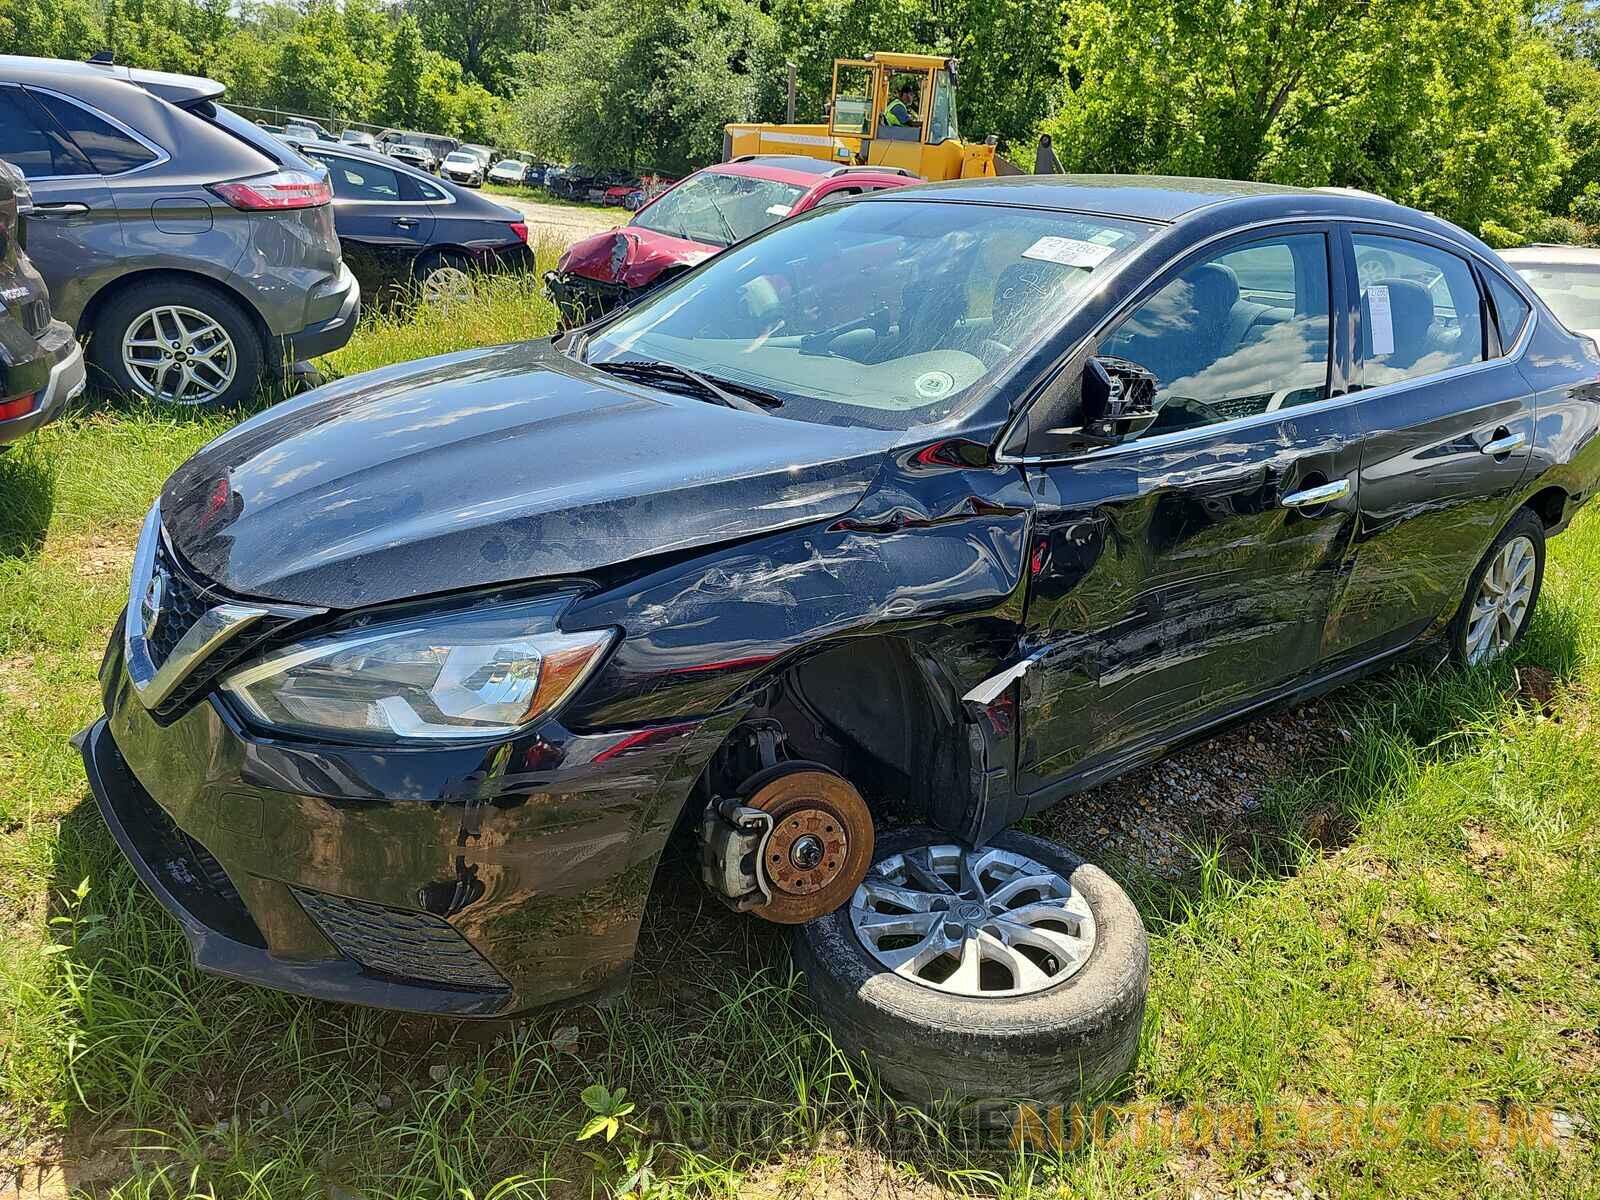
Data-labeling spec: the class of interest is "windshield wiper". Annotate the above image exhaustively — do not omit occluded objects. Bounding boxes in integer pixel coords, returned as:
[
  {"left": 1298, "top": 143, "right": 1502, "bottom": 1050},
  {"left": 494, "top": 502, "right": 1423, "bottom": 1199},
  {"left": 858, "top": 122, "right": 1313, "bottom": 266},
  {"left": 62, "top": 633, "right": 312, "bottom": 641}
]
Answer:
[
  {"left": 590, "top": 359, "right": 781, "bottom": 412},
  {"left": 701, "top": 192, "right": 739, "bottom": 247}
]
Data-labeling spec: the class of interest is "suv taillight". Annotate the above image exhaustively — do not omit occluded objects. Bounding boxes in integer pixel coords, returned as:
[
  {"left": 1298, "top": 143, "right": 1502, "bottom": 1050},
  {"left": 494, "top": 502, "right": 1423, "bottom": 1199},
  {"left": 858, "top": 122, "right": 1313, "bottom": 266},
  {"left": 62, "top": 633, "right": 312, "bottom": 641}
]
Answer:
[{"left": 210, "top": 170, "right": 332, "bottom": 211}]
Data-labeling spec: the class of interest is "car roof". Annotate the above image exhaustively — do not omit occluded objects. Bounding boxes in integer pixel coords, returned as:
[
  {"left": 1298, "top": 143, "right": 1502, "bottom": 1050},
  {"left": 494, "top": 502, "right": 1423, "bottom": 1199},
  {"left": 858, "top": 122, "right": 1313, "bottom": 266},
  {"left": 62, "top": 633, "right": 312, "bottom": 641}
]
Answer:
[
  {"left": 1498, "top": 244, "right": 1600, "bottom": 266},
  {"left": 0, "top": 54, "right": 225, "bottom": 104},
  {"left": 876, "top": 173, "right": 1407, "bottom": 223}
]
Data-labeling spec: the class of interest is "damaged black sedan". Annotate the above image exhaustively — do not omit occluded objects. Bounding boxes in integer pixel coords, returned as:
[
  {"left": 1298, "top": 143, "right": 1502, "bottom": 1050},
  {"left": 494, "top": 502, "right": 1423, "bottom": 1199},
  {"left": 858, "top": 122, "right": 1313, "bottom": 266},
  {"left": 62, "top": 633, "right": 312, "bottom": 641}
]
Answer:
[{"left": 81, "top": 177, "right": 1600, "bottom": 1104}]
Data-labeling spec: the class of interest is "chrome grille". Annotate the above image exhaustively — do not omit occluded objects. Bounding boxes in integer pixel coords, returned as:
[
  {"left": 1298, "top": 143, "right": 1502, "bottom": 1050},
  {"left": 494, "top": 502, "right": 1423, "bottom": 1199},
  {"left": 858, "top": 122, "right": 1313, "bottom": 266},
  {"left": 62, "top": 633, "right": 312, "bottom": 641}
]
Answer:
[{"left": 123, "top": 502, "right": 324, "bottom": 713}]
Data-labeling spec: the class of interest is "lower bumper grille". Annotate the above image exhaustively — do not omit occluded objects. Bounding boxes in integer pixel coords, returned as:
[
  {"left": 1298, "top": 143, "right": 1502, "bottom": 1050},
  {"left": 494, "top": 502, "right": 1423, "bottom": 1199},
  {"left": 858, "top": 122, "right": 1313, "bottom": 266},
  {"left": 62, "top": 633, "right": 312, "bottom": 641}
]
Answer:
[{"left": 290, "top": 888, "right": 510, "bottom": 993}]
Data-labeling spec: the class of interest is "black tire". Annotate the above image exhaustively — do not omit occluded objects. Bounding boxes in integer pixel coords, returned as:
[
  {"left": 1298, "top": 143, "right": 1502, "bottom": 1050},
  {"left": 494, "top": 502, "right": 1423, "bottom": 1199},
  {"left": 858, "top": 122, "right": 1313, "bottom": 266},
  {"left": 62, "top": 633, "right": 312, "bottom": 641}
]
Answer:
[
  {"left": 1448, "top": 506, "right": 1546, "bottom": 665},
  {"left": 792, "top": 825, "right": 1148, "bottom": 1106},
  {"left": 87, "top": 278, "right": 262, "bottom": 407}
]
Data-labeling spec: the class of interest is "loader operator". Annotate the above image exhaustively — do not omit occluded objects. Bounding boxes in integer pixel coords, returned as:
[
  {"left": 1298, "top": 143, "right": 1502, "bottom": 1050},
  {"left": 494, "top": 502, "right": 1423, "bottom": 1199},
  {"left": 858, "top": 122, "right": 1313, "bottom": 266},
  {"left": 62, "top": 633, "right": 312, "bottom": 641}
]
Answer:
[{"left": 884, "top": 81, "right": 920, "bottom": 128}]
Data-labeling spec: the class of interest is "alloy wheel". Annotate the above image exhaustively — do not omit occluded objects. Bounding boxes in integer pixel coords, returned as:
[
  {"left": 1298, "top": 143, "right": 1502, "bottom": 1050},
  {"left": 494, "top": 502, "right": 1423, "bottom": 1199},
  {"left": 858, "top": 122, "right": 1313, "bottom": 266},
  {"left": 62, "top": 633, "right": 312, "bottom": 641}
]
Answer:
[
  {"left": 849, "top": 844, "right": 1097, "bottom": 996},
  {"left": 1466, "top": 534, "right": 1537, "bottom": 665},
  {"left": 421, "top": 265, "right": 474, "bottom": 306},
  {"left": 120, "top": 305, "right": 238, "bottom": 405}
]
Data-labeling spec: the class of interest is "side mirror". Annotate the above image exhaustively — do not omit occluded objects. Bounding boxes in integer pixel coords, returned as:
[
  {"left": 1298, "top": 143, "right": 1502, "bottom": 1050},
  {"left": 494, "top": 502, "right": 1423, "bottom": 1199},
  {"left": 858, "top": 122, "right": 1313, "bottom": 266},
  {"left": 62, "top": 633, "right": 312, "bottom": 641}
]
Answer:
[{"left": 1081, "top": 356, "right": 1159, "bottom": 442}]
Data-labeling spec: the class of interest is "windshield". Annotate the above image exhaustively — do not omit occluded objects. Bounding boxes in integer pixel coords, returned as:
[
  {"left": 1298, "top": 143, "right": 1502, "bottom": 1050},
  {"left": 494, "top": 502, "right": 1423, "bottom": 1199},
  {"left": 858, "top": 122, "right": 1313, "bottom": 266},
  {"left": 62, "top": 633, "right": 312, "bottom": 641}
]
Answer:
[
  {"left": 1515, "top": 262, "right": 1600, "bottom": 332},
  {"left": 632, "top": 171, "right": 806, "bottom": 248},
  {"left": 445, "top": 153, "right": 475, "bottom": 166},
  {"left": 495, "top": 160, "right": 521, "bottom": 170},
  {"left": 589, "top": 199, "right": 1152, "bottom": 430}
]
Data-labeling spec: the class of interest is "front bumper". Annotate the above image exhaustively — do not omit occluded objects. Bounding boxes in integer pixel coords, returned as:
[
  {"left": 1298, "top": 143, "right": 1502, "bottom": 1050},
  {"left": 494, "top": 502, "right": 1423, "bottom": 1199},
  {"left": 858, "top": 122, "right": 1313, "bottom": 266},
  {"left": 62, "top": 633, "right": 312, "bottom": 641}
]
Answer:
[
  {"left": 544, "top": 270, "right": 632, "bottom": 329},
  {"left": 84, "top": 621, "right": 717, "bottom": 1016},
  {"left": 283, "top": 264, "right": 361, "bottom": 361},
  {"left": 0, "top": 321, "right": 85, "bottom": 445}
]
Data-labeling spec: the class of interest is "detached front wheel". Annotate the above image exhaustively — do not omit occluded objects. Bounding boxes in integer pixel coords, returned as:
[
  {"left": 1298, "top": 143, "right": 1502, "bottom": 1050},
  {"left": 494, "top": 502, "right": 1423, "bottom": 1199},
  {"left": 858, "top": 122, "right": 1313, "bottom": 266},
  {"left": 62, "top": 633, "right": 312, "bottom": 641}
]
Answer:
[{"left": 793, "top": 826, "right": 1148, "bottom": 1105}]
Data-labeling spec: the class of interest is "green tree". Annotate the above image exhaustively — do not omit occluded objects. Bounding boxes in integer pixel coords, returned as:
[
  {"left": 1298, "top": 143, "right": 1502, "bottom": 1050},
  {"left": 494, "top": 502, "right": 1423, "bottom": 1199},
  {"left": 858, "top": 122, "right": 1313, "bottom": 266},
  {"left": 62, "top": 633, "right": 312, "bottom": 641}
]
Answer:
[
  {"left": 1046, "top": 0, "right": 1564, "bottom": 234},
  {"left": 379, "top": 14, "right": 430, "bottom": 127},
  {"left": 512, "top": 0, "right": 779, "bottom": 173},
  {"left": 0, "top": 0, "right": 106, "bottom": 59},
  {"left": 409, "top": 0, "right": 532, "bottom": 90}
]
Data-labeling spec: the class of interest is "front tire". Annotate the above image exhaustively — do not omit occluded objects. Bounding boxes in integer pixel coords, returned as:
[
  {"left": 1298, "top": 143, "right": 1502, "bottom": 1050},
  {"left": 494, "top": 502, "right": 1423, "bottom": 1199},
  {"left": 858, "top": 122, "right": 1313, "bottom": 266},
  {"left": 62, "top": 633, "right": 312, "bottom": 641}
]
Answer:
[
  {"left": 1450, "top": 507, "right": 1545, "bottom": 665},
  {"left": 792, "top": 826, "right": 1148, "bottom": 1106},
  {"left": 87, "top": 279, "right": 262, "bottom": 407}
]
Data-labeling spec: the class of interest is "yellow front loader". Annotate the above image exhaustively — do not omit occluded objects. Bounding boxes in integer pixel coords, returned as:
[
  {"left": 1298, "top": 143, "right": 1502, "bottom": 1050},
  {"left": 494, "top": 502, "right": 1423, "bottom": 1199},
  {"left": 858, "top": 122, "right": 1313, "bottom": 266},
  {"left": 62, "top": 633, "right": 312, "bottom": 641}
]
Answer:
[{"left": 723, "top": 53, "right": 1007, "bottom": 181}]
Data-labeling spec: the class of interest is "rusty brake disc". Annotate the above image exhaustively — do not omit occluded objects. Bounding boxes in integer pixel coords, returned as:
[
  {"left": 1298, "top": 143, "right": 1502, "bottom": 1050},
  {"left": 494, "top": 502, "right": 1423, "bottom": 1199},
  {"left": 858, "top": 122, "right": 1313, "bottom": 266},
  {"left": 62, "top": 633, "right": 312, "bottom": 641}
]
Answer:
[{"left": 742, "top": 767, "right": 874, "bottom": 925}]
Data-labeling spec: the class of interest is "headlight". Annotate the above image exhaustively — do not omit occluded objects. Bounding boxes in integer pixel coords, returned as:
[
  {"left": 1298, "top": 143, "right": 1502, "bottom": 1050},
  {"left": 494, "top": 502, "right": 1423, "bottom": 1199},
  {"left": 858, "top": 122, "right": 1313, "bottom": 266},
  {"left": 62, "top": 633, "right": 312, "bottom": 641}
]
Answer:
[{"left": 221, "top": 596, "right": 614, "bottom": 742}]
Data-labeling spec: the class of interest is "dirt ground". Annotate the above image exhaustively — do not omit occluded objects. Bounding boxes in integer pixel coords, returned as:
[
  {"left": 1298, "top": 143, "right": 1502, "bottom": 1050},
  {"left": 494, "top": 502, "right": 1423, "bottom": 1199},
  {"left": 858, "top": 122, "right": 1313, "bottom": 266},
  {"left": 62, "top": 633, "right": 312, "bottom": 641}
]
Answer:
[{"left": 491, "top": 193, "right": 627, "bottom": 246}]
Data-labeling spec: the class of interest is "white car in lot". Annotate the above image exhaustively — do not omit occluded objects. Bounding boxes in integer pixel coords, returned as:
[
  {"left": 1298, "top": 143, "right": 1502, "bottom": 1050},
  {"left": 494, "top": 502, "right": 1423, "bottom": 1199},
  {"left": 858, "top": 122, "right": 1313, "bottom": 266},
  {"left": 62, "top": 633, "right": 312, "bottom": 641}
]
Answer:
[
  {"left": 441, "top": 150, "right": 486, "bottom": 187},
  {"left": 489, "top": 159, "right": 528, "bottom": 186},
  {"left": 1499, "top": 245, "right": 1600, "bottom": 345}
]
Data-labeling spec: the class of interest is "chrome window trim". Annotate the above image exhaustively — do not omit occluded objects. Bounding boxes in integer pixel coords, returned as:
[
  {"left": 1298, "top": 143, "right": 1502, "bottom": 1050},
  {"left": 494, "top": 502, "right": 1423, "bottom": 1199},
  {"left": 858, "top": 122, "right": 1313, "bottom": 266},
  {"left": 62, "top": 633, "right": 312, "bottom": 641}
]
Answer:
[
  {"left": 996, "top": 213, "right": 1540, "bottom": 467},
  {"left": 3, "top": 83, "right": 171, "bottom": 180},
  {"left": 124, "top": 503, "right": 325, "bottom": 710}
]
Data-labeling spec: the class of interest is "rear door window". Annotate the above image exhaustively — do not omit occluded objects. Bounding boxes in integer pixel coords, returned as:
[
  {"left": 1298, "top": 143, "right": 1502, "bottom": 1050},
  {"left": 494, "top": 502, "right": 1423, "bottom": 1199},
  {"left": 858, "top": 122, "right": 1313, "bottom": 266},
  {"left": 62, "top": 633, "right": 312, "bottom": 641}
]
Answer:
[
  {"left": 1352, "top": 234, "right": 1485, "bottom": 387},
  {"left": 0, "top": 86, "right": 93, "bottom": 178},
  {"left": 306, "top": 151, "right": 403, "bottom": 202},
  {"left": 27, "top": 90, "right": 158, "bottom": 174}
]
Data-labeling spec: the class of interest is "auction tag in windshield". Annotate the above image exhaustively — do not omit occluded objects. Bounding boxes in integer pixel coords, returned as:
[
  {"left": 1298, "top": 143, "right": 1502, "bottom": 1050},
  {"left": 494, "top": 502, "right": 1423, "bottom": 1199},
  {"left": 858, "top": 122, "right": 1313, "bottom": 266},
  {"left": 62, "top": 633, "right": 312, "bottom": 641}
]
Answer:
[
  {"left": 765, "top": 204, "right": 793, "bottom": 217},
  {"left": 1367, "top": 284, "right": 1395, "bottom": 355},
  {"left": 1022, "top": 236, "right": 1116, "bottom": 269}
]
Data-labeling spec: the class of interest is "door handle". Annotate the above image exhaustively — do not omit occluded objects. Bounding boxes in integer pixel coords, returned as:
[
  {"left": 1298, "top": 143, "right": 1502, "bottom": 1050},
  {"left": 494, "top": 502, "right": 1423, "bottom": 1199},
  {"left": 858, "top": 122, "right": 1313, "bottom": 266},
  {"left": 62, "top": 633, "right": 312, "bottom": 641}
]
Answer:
[
  {"left": 1281, "top": 478, "right": 1350, "bottom": 509},
  {"left": 1480, "top": 430, "right": 1526, "bottom": 456},
  {"left": 31, "top": 201, "right": 90, "bottom": 218},
  {"left": 392, "top": 217, "right": 419, "bottom": 228}
]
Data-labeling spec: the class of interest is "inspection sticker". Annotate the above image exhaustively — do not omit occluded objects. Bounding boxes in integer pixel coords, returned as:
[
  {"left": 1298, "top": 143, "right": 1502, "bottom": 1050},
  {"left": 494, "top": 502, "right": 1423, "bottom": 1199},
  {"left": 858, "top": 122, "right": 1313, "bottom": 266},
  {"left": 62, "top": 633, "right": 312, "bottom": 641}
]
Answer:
[
  {"left": 1367, "top": 284, "right": 1395, "bottom": 356},
  {"left": 1021, "top": 236, "right": 1116, "bottom": 269}
]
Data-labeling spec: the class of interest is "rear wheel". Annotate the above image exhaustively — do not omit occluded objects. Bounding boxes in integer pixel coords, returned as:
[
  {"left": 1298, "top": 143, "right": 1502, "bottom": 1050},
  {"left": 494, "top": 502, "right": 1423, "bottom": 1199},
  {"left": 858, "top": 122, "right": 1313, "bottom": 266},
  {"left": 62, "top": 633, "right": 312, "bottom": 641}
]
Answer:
[
  {"left": 88, "top": 279, "right": 262, "bottom": 407},
  {"left": 415, "top": 254, "right": 475, "bottom": 306},
  {"left": 792, "top": 825, "right": 1148, "bottom": 1105},
  {"left": 1450, "top": 508, "right": 1545, "bottom": 665}
]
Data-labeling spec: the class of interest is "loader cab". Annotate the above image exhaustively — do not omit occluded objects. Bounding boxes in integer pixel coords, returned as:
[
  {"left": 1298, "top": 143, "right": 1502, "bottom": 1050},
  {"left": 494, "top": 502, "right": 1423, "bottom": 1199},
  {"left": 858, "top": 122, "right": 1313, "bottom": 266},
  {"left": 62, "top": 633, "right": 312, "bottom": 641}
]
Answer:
[{"left": 828, "top": 55, "right": 966, "bottom": 178}]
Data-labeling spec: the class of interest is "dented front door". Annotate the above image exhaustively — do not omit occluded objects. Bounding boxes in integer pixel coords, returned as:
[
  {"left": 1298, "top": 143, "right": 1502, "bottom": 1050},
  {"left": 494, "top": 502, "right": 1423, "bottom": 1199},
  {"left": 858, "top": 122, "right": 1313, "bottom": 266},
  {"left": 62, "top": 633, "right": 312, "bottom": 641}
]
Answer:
[{"left": 1014, "top": 225, "right": 1362, "bottom": 791}]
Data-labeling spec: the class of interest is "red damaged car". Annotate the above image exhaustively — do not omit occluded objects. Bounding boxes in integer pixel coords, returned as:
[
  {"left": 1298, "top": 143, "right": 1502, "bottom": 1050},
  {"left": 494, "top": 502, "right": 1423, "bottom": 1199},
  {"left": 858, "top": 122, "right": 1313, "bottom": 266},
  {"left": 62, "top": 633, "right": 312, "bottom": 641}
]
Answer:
[{"left": 545, "top": 156, "right": 914, "bottom": 327}]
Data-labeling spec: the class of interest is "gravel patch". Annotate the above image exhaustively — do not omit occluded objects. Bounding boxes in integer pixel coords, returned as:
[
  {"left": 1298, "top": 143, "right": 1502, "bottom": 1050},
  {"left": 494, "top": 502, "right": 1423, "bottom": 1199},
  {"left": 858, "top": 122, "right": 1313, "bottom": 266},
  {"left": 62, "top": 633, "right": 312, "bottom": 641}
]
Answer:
[{"left": 1032, "top": 701, "right": 1344, "bottom": 880}]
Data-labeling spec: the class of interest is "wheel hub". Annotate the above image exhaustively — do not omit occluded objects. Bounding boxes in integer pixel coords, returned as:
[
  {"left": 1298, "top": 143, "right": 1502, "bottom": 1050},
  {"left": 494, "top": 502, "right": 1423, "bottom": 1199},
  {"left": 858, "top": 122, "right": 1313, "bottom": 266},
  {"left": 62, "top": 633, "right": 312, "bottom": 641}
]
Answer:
[
  {"left": 850, "top": 844, "right": 1097, "bottom": 997},
  {"left": 743, "top": 768, "right": 874, "bottom": 925},
  {"left": 1466, "top": 535, "right": 1536, "bottom": 665}
]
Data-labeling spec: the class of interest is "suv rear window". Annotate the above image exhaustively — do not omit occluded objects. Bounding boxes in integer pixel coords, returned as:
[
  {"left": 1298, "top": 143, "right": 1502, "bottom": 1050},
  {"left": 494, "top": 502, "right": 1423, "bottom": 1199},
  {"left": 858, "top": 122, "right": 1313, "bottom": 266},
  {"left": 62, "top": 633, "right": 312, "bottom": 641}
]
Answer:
[{"left": 28, "top": 91, "right": 158, "bottom": 174}]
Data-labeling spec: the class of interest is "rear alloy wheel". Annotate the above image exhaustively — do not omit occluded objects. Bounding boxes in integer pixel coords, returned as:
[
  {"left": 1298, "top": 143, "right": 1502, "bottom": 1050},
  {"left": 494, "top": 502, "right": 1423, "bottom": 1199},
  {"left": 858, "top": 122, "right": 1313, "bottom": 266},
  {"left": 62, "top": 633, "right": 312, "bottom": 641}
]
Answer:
[
  {"left": 1451, "top": 507, "right": 1545, "bottom": 666},
  {"left": 793, "top": 826, "right": 1148, "bottom": 1105},
  {"left": 418, "top": 257, "right": 475, "bottom": 307},
  {"left": 89, "top": 280, "right": 261, "bottom": 407}
]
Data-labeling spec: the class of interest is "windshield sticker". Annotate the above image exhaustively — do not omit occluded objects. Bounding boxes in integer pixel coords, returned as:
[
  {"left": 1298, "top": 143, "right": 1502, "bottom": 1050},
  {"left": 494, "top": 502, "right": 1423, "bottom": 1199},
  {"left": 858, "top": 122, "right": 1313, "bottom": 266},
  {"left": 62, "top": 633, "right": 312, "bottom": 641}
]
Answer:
[
  {"left": 1367, "top": 284, "right": 1395, "bottom": 356},
  {"left": 914, "top": 370, "right": 956, "bottom": 399},
  {"left": 1022, "top": 236, "right": 1116, "bottom": 269},
  {"left": 765, "top": 204, "right": 793, "bottom": 217}
]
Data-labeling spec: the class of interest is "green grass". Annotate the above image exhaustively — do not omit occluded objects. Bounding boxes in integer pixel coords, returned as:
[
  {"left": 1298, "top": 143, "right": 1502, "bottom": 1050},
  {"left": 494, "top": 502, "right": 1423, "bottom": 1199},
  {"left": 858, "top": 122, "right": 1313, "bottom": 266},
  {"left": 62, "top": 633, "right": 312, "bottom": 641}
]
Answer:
[{"left": 1, "top": 266, "right": 1598, "bottom": 1196}]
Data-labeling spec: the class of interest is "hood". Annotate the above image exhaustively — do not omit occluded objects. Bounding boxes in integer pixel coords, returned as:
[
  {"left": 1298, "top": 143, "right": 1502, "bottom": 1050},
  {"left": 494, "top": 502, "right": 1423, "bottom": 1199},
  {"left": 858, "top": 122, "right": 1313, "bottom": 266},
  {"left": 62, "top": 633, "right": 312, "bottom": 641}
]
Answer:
[
  {"left": 557, "top": 226, "right": 716, "bottom": 289},
  {"left": 161, "top": 342, "right": 894, "bottom": 609}
]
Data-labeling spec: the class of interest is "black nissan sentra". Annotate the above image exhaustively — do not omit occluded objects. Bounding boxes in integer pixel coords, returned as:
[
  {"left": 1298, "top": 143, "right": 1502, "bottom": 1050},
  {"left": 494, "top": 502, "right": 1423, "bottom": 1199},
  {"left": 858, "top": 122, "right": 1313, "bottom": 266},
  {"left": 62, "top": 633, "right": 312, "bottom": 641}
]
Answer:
[{"left": 81, "top": 176, "right": 1600, "bottom": 1104}]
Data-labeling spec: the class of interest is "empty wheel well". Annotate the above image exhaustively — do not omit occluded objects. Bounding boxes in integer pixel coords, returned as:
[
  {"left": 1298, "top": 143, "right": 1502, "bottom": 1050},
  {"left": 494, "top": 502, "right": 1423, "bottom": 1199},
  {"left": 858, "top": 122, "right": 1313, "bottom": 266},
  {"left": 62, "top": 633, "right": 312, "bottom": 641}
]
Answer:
[
  {"left": 1525, "top": 486, "right": 1569, "bottom": 530},
  {"left": 79, "top": 269, "right": 269, "bottom": 356},
  {"left": 697, "top": 637, "right": 971, "bottom": 827}
]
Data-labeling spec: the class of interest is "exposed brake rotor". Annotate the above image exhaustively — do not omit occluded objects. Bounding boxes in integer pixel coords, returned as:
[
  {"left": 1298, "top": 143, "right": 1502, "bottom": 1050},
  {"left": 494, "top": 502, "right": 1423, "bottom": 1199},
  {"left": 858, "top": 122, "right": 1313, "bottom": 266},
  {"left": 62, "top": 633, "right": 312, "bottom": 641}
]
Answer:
[{"left": 742, "top": 767, "right": 874, "bottom": 925}]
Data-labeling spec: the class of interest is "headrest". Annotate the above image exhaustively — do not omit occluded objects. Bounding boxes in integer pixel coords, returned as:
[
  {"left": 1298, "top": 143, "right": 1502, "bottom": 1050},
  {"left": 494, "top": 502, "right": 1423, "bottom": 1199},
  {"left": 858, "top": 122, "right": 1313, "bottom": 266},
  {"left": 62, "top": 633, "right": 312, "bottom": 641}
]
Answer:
[
  {"left": 1362, "top": 277, "right": 1434, "bottom": 363},
  {"left": 1182, "top": 262, "right": 1240, "bottom": 317}
]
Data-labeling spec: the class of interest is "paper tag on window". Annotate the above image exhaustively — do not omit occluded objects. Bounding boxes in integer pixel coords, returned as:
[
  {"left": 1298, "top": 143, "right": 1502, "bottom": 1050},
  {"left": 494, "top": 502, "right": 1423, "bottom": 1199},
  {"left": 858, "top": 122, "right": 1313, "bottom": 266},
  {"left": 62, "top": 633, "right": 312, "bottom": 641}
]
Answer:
[
  {"left": 1367, "top": 284, "right": 1395, "bottom": 355},
  {"left": 765, "top": 204, "right": 792, "bottom": 217},
  {"left": 1021, "top": 236, "right": 1115, "bottom": 269}
]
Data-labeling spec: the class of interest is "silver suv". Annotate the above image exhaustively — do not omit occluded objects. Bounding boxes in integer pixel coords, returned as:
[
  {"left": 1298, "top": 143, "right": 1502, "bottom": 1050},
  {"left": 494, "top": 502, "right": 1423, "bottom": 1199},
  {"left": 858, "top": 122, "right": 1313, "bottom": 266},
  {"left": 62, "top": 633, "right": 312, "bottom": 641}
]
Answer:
[{"left": 0, "top": 55, "right": 360, "bottom": 405}]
